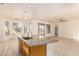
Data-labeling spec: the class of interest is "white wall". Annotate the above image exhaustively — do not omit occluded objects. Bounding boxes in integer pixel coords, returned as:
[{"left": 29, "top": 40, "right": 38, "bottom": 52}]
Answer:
[
  {"left": 31, "top": 20, "right": 55, "bottom": 38},
  {"left": 0, "top": 4, "right": 31, "bottom": 41},
  {"left": 0, "top": 4, "right": 56, "bottom": 41},
  {"left": 0, "top": 19, "right": 55, "bottom": 41},
  {"left": 0, "top": 18, "right": 12, "bottom": 41},
  {"left": 0, "top": 3, "right": 30, "bottom": 20},
  {"left": 0, "top": 17, "right": 28, "bottom": 41},
  {"left": 58, "top": 20, "right": 79, "bottom": 41}
]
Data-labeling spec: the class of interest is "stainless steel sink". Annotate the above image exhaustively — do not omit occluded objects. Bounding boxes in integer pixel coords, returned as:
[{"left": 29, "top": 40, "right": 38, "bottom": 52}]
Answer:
[{"left": 23, "top": 37, "right": 32, "bottom": 40}]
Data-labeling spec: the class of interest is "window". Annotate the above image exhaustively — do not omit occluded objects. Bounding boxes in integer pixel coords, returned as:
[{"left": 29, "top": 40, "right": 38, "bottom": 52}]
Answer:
[{"left": 46, "top": 24, "right": 50, "bottom": 33}]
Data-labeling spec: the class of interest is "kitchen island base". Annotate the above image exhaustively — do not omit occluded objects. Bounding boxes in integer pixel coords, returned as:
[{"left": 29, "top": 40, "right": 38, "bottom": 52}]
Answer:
[{"left": 19, "top": 39, "right": 46, "bottom": 56}]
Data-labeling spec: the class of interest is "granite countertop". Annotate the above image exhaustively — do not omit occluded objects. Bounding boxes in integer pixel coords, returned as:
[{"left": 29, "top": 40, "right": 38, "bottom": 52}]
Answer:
[{"left": 20, "top": 37, "right": 59, "bottom": 47}]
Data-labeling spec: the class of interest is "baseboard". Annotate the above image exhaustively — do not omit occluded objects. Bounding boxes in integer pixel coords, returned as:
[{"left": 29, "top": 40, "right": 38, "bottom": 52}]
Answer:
[{"left": 58, "top": 36, "right": 79, "bottom": 43}]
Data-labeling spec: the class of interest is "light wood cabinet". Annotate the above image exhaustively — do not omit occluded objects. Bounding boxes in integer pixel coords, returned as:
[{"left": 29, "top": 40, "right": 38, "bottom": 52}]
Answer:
[{"left": 19, "top": 39, "right": 46, "bottom": 56}]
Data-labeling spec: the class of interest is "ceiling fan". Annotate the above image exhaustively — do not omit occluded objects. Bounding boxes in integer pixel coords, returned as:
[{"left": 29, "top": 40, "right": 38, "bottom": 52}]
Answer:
[{"left": 59, "top": 18, "right": 67, "bottom": 22}]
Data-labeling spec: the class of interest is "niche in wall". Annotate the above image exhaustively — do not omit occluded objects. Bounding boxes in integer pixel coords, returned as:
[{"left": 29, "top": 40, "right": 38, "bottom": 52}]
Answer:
[{"left": 5, "top": 21, "right": 10, "bottom": 36}]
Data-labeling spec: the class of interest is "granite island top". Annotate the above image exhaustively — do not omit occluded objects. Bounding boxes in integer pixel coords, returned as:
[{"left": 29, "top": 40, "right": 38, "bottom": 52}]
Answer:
[{"left": 19, "top": 37, "right": 59, "bottom": 47}]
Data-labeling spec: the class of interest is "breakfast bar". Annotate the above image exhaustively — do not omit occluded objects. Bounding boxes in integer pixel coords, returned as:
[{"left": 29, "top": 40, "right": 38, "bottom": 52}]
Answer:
[{"left": 19, "top": 37, "right": 58, "bottom": 56}]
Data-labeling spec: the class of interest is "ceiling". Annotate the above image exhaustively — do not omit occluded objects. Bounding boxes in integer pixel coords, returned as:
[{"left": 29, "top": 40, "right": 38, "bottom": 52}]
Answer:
[
  {"left": 31, "top": 3, "right": 79, "bottom": 23},
  {"left": 0, "top": 3, "right": 79, "bottom": 23}
]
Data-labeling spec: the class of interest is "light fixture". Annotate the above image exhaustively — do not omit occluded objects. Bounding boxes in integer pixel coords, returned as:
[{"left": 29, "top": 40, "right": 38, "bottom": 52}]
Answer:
[{"left": 59, "top": 18, "right": 67, "bottom": 22}]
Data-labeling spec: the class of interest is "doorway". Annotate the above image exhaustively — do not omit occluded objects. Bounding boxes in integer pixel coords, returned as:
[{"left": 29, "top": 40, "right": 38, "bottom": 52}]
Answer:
[
  {"left": 55, "top": 26, "right": 58, "bottom": 37},
  {"left": 38, "top": 23, "right": 45, "bottom": 40}
]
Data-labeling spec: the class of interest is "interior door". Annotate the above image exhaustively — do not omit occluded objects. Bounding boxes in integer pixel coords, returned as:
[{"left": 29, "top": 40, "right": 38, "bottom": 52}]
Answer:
[{"left": 55, "top": 26, "right": 58, "bottom": 37}]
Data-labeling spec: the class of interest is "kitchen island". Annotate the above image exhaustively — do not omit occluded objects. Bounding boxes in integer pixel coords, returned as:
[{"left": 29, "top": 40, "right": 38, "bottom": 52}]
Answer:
[{"left": 18, "top": 37, "right": 58, "bottom": 56}]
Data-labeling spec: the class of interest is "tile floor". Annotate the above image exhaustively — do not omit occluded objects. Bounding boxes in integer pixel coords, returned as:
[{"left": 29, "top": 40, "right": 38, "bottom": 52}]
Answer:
[
  {"left": 53, "top": 38, "right": 79, "bottom": 56},
  {"left": 0, "top": 37, "right": 79, "bottom": 56},
  {"left": 0, "top": 38, "right": 19, "bottom": 56}
]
